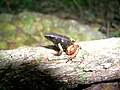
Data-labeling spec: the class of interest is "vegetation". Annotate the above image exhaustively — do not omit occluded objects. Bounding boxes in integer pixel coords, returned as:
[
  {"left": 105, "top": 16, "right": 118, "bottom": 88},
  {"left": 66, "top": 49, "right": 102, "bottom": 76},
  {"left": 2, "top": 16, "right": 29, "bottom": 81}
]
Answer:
[{"left": 0, "top": 0, "right": 120, "bottom": 37}]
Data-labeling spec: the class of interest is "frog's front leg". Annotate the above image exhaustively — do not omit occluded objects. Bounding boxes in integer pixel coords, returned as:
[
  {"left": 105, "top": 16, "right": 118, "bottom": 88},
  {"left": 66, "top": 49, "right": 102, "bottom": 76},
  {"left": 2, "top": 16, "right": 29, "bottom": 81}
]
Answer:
[{"left": 54, "top": 43, "right": 63, "bottom": 56}]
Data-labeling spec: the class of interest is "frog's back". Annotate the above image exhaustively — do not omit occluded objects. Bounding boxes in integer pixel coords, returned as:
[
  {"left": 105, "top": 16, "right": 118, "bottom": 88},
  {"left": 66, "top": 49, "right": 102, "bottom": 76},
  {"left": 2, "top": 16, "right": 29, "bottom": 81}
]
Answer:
[{"left": 44, "top": 33, "right": 73, "bottom": 51}]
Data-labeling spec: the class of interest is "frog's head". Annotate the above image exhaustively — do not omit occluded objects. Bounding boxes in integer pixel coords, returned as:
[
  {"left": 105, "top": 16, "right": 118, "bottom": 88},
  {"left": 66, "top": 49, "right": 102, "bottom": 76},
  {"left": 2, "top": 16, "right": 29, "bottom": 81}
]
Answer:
[{"left": 44, "top": 33, "right": 58, "bottom": 44}]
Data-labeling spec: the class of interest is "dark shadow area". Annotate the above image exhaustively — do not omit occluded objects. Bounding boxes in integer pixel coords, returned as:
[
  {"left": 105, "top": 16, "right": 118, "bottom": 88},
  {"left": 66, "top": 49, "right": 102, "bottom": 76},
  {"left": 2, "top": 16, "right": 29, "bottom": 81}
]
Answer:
[
  {"left": 1, "top": 62, "right": 106, "bottom": 90},
  {"left": 0, "top": 63, "right": 70, "bottom": 90},
  {"left": 43, "top": 45, "right": 60, "bottom": 52},
  {"left": 73, "top": 78, "right": 120, "bottom": 90}
]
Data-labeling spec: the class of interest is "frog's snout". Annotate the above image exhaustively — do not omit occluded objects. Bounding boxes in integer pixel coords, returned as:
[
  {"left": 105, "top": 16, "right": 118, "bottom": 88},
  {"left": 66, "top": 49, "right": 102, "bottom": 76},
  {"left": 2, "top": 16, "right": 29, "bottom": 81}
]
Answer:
[
  {"left": 44, "top": 33, "right": 54, "bottom": 40},
  {"left": 44, "top": 33, "right": 50, "bottom": 39},
  {"left": 44, "top": 34, "right": 49, "bottom": 39}
]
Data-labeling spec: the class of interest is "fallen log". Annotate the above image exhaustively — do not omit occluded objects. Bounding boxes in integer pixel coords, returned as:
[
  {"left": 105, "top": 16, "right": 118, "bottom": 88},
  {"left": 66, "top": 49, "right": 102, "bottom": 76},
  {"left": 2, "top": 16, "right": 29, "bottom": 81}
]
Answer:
[{"left": 0, "top": 38, "right": 120, "bottom": 89}]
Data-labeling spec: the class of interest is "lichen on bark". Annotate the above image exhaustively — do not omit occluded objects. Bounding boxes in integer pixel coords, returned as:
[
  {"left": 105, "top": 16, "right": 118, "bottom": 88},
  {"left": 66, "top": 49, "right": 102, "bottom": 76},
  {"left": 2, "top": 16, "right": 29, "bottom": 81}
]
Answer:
[{"left": 0, "top": 38, "right": 120, "bottom": 89}]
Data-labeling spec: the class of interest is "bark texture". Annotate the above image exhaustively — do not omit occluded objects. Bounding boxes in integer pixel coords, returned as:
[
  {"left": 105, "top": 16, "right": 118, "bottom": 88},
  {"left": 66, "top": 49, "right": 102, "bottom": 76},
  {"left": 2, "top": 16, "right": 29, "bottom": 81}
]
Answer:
[{"left": 0, "top": 38, "right": 120, "bottom": 89}]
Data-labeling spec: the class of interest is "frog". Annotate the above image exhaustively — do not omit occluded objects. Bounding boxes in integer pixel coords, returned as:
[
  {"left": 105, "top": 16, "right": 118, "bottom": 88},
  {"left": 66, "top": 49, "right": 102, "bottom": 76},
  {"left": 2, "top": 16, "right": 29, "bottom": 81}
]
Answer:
[{"left": 44, "top": 33, "right": 80, "bottom": 62}]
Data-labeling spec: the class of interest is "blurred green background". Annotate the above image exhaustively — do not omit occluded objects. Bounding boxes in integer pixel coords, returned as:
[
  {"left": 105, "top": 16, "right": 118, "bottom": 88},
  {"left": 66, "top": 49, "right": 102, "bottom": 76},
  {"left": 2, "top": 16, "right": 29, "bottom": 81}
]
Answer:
[{"left": 0, "top": 0, "right": 120, "bottom": 50}]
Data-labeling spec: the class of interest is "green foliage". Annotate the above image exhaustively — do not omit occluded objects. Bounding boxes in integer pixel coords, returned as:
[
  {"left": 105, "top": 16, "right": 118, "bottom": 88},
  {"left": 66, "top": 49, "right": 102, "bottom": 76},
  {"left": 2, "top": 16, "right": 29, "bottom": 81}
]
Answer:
[
  {"left": 0, "top": 0, "right": 33, "bottom": 13},
  {"left": 21, "top": 0, "right": 33, "bottom": 7},
  {"left": 0, "top": 0, "right": 120, "bottom": 49},
  {"left": 109, "top": 31, "right": 120, "bottom": 37},
  {"left": 18, "top": 12, "right": 34, "bottom": 34},
  {"left": 0, "top": 11, "right": 105, "bottom": 49}
]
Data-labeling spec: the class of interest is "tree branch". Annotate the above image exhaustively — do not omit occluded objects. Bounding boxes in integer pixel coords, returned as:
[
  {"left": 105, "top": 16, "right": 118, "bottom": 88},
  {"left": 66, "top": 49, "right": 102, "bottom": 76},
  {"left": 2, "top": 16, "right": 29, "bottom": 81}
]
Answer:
[{"left": 0, "top": 38, "right": 120, "bottom": 89}]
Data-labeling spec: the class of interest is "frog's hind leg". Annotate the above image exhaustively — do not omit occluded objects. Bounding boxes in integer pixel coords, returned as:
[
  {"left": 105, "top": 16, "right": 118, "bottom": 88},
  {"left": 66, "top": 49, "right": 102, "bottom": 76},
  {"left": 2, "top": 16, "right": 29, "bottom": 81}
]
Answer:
[{"left": 66, "top": 45, "right": 80, "bottom": 63}]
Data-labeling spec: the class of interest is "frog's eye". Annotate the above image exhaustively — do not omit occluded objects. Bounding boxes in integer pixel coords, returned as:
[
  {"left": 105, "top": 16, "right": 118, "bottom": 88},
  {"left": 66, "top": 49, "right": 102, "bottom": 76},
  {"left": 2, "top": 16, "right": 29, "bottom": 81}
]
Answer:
[
  {"left": 70, "top": 38, "right": 75, "bottom": 43},
  {"left": 49, "top": 35, "right": 55, "bottom": 40}
]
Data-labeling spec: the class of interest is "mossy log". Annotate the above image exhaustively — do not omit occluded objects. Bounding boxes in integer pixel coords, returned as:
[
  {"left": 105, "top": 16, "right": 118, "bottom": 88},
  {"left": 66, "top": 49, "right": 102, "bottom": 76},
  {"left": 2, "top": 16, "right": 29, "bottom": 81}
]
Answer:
[{"left": 0, "top": 38, "right": 120, "bottom": 89}]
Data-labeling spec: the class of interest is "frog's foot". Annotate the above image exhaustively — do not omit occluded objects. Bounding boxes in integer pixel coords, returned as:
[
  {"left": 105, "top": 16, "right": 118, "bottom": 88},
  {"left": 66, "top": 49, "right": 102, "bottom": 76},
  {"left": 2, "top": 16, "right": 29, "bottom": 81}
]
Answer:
[
  {"left": 53, "top": 51, "right": 62, "bottom": 56},
  {"left": 66, "top": 58, "right": 72, "bottom": 63},
  {"left": 43, "top": 56, "right": 49, "bottom": 62},
  {"left": 66, "top": 54, "right": 77, "bottom": 63}
]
